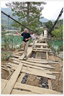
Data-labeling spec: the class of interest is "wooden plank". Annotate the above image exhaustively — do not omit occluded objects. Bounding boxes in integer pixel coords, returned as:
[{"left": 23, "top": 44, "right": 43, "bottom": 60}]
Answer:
[
  {"left": 1, "top": 79, "right": 8, "bottom": 83},
  {"left": 6, "top": 64, "right": 16, "bottom": 70},
  {"left": 14, "top": 82, "right": 61, "bottom": 94},
  {"left": 28, "top": 58, "right": 46, "bottom": 61},
  {"left": 6, "top": 64, "right": 55, "bottom": 79},
  {"left": 7, "top": 62, "right": 52, "bottom": 73},
  {"left": 22, "top": 66, "right": 52, "bottom": 74},
  {"left": 12, "top": 60, "right": 55, "bottom": 69},
  {"left": 23, "top": 64, "right": 48, "bottom": 70},
  {"left": 27, "top": 58, "right": 59, "bottom": 64},
  {"left": 12, "top": 58, "right": 48, "bottom": 64},
  {"left": 2, "top": 62, "right": 23, "bottom": 94},
  {"left": 48, "top": 79, "right": 52, "bottom": 89},
  {"left": 11, "top": 57, "right": 19, "bottom": 61},
  {"left": 6, "top": 63, "right": 55, "bottom": 78},
  {"left": 27, "top": 59, "right": 48, "bottom": 63},
  {"left": 7, "top": 63, "right": 18, "bottom": 67},
  {"left": 33, "top": 48, "right": 50, "bottom": 50},
  {"left": 48, "top": 61, "right": 59, "bottom": 64},
  {"left": 28, "top": 58, "right": 48, "bottom": 62},
  {"left": 13, "top": 51, "right": 23, "bottom": 56},
  {"left": 1, "top": 79, "right": 8, "bottom": 92},
  {"left": 30, "top": 43, "right": 48, "bottom": 46},
  {"left": 7, "top": 62, "right": 48, "bottom": 71},
  {"left": 11, "top": 57, "right": 58, "bottom": 64},
  {"left": 11, "top": 89, "right": 35, "bottom": 94},
  {"left": 11, "top": 55, "right": 20, "bottom": 58},
  {"left": 17, "top": 73, "right": 25, "bottom": 83},
  {"left": 12, "top": 60, "right": 20, "bottom": 64},
  {"left": 41, "top": 45, "right": 42, "bottom": 48},
  {"left": 46, "top": 52, "right": 48, "bottom": 60},
  {"left": 14, "top": 51, "right": 23, "bottom": 55},
  {"left": 33, "top": 50, "right": 49, "bottom": 52},
  {"left": 22, "top": 68, "right": 56, "bottom": 79},
  {"left": 23, "top": 60, "right": 55, "bottom": 69},
  {"left": 9, "top": 59, "right": 55, "bottom": 69},
  {"left": 19, "top": 47, "right": 32, "bottom": 59}
]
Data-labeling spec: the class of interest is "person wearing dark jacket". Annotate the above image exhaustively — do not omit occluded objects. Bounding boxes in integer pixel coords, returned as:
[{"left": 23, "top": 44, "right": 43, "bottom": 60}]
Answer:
[{"left": 16, "top": 28, "right": 31, "bottom": 59}]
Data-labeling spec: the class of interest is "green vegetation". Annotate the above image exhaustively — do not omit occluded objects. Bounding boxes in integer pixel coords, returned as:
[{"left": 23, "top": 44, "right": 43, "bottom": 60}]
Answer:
[
  {"left": 44, "top": 20, "right": 53, "bottom": 34},
  {"left": 1, "top": 51, "right": 13, "bottom": 61},
  {"left": 1, "top": 3, "right": 63, "bottom": 61},
  {"left": 1, "top": 25, "right": 5, "bottom": 31},
  {"left": 54, "top": 19, "right": 63, "bottom": 29},
  {"left": 52, "top": 24, "right": 63, "bottom": 40},
  {"left": 6, "top": 2, "right": 46, "bottom": 33},
  {"left": 48, "top": 23, "right": 63, "bottom": 54}
]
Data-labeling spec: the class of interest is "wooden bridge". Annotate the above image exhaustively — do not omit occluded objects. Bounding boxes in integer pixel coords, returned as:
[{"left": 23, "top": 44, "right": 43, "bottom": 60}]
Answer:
[{"left": 1, "top": 30, "right": 62, "bottom": 94}]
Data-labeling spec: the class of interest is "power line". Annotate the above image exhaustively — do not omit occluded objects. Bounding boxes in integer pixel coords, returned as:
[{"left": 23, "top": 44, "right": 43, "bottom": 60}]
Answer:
[{"left": 1, "top": 10, "right": 34, "bottom": 32}]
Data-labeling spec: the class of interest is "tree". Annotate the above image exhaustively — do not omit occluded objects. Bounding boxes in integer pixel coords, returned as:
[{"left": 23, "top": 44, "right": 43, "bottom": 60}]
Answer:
[
  {"left": 54, "top": 19, "right": 63, "bottom": 29},
  {"left": 51, "top": 24, "right": 63, "bottom": 52},
  {"left": 59, "top": 24, "right": 63, "bottom": 40},
  {"left": 51, "top": 24, "right": 63, "bottom": 41},
  {"left": 44, "top": 20, "right": 53, "bottom": 34},
  {"left": 1, "top": 25, "right": 5, "bottom": 31},
  {"left": 6, "top": 2, "right": 46, "bottom": 32}
]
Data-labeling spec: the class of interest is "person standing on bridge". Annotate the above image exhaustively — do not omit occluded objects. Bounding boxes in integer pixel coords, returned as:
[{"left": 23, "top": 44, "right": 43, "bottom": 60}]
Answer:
[
  {"left": 30, "top": 32, "right": 36, "bottom": 49},
  {"left": 16, "top": 28, "right": 31, "bottom": 60}
]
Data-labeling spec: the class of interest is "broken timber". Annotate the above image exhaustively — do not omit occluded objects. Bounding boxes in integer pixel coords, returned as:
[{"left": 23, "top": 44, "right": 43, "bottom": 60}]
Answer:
[
  {"left": 1, "top": 79, "right": 61, "bottom": 94},
  {"left": 1, "top": 35, "right": 61, "bottom": 94},
  {"left": 2, "top": 62, "right": 23, "bottom": 94}
]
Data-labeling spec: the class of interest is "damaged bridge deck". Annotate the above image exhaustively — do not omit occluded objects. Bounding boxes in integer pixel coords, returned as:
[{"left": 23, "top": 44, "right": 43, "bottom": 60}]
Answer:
[{"left": 1, "top": 36, "right": 61, "bottom": 94}]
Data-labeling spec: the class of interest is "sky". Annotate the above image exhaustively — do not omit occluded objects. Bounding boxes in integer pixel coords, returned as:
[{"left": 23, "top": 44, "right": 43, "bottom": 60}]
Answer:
[{"left": 1, "top": 0, "right": 64, "bottom": 20}]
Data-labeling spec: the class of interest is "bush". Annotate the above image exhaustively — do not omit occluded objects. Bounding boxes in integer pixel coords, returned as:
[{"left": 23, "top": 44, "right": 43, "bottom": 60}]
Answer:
[
  {"left": 1, "top": 51, "right": 12, "bottom": 61},
  {"left": 57, "top": 44, "right": 63, "bottom": 51}
]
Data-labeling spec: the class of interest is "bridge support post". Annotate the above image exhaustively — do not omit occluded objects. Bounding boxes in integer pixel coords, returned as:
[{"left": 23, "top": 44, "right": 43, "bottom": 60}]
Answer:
[
  {"left": 46, "top": 52, "right": 48, "bottom": 60},
  {"left": 44, "top": 27, "right": 48, "bottom": 38}
]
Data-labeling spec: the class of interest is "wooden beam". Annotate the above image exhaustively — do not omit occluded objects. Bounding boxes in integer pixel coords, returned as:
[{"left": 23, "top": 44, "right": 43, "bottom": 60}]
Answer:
[
  {"left": 22, "top": 67, "right": 56, "bottom": 79},
  {"left": 13, "top": 51, "right": 23, "bottom": 55},
  {"left": 33, "top": 48, "right": 50, "bottom": 50},
  {"left": 22, "top": 66, "right": 52, "bottom": 74},
  {"left": 1, "top": 79, "right": 8, "bottom": 92},
  {"left": 27, "top": 58, "right": 59, "bottom": 64},
  {"left": 6, "top": 63, "right": 55, "bottom": 79},
  {"left": 14, "top": 82, "right": 61, "bottom": 94},
  {"left": 30, "top": 43, "right": 48, "bottom": 46},
  {"left": 11, "top": 55, "right": 20, "bottom": 58},
  {"left": 19, "top": 47, "right": 32, "bottom": 59},
  {"left": 12, "top": 60, "right": 55, "bottom": 69},
  {"left": 12, "top": 57, "right": 48, "bottom": 63},
  {"left": 11, "top": 89, "right": 35, "bottom": 94},
  {"left": 17, "top": 73, "right": 25, "bottom": 83},
  {"left": 48, "top": 79, "right": 52, "bottom": 89},
  {"left": 2, "top": 62, "right": 23, "bottom": 94},
  {"left": 11, "top": 57, "right": 59, "bottom": 64},
  {"left": 7, "top": 63, "right": 18, "bottom": 68},
  {"left": 7, "top": 62, "right": 53, "bottom": 73},
  {"left": 23, "top": 64, "right": 47, "bottom": 70},
  {"left": 46, "top": 52, "right": 48, "bottom": 60},
  {"left": 33, "top": 50, "right": 49, "bottom": 52},
  {"left": 27, "top": 59, "right": 48, "bottom": 64}
]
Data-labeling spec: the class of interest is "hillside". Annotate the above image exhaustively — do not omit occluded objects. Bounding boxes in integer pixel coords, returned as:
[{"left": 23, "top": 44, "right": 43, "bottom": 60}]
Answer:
[
  {"left": 1, "top": 8, "right": 63, "bottom": 31},
  {"left": 40, "top": 17, "right": 49, "bottom": 23},
  {"left": 1, "top": 8, "right": 50, "bottom": 30},
  {"left": 1, "top": 8, "right": 18, "bottom": 30}
]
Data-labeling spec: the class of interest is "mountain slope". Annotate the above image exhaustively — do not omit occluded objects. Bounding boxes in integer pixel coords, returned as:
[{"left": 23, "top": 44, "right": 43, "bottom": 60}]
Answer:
[{"left": 40, "top": 17, "right": 49, "bottom": 23}]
